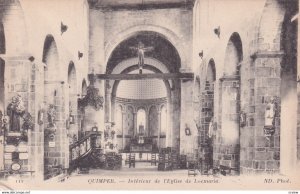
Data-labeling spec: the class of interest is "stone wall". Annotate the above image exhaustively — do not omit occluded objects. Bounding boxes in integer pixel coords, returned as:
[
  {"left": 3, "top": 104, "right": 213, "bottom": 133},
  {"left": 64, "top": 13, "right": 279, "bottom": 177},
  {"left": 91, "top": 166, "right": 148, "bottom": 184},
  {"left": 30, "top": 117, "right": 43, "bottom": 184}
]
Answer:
[
  {"left": 102, "top": 7, "right": 193, "bottom": 70},
  {"left": 193, "top": 0, "right": 299, "bottom": 175}
]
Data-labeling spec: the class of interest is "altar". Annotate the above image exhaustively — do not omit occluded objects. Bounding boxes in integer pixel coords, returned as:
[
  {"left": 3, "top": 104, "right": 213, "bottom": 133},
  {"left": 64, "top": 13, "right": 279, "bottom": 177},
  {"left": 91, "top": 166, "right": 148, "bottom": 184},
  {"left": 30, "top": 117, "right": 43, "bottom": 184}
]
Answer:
[{"left": 129, "top": 136, "right": 154, "bottom": 153}]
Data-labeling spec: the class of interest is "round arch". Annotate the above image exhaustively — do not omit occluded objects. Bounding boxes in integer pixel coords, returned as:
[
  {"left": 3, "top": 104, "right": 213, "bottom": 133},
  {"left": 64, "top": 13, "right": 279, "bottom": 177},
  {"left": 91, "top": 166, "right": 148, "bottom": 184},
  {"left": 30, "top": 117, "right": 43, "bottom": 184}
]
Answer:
[
  {"left": 42, "top": 35, "right": 59, "bottom": 63},
  {"left": 68, "top": 61, "right": 77, "bottom": 97},
  {"left": 257, "top": 0, "right": 286, "bottom": 51},
  {"left": 1, "top": 0, "right": 28, "bottom": 55},
  {"left": 105, "top": 25, "right": 184, "bottom": 66},
  {"left": 42, "top": 35, "right": 61, "bottom": 83},
  {"left": 207, "top": 59, "right": 216, "bottom": 82},
  {"left": 81, "top": 79, "right": 87, "bottom": 96},
  {"left": 223, "top": 32, "right": 243, "bottom": 76}
]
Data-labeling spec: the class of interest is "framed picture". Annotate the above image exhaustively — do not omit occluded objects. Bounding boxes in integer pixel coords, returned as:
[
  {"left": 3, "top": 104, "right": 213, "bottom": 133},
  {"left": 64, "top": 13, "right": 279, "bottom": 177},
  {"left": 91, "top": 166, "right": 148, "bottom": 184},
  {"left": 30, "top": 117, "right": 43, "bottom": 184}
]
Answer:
[
  {"left": 69, "top": 115, "right": 75, "bottom": 124},
  {"left": 92, "top": 126, "right": 98, "bottom": 132},
  {"left": 185, "top": 127, "right": 191, "bottom": 136}
]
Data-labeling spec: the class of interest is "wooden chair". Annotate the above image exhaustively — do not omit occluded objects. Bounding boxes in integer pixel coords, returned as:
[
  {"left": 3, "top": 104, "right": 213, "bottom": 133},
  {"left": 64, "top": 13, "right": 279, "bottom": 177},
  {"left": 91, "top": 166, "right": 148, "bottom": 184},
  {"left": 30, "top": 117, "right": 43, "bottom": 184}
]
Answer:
[
  {"left": 151, "top": 153, "right": 156, "bottom": 166},
  {"left": 187, "top": 161, "right": 198, "bottom": 176},
  {"left": 129, "top": 153, "right": 135, "bottom": 168},
  {"left": 125, "top": 153, "right": 130, "bottom": 165}
]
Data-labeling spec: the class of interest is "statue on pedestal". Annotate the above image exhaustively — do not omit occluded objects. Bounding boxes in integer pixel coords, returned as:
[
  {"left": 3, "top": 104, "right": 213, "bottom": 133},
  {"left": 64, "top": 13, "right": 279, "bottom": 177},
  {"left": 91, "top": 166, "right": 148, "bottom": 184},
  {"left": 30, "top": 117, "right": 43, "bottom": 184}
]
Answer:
[{"left": 7, "top": 95, "right": 25, "bottom": 132}]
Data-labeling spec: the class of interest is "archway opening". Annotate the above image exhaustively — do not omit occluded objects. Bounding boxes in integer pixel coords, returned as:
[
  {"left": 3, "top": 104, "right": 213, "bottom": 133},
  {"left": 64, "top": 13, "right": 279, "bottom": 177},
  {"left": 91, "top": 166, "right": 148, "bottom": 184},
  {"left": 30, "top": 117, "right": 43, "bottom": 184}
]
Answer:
[
  {"left": 200, "top": 59, "right": 216, "bottom": 173},
  {"left": 106, "top": 31, "right": 181, "bottom": 74},
  {"left": 68, "top": 62, "right": 78, "bottom": 144},
  {"left": 115, "top": 69, "right": 168, "bottom": 152},
  {"left": 218, "top": 33, "right": 243, "bottom": 173},
  {"left": 42, "top": 35, "right": 61, "bottom": 180},
  {"left": 104, "top": 31, "right": 181, "bottom": 170}
]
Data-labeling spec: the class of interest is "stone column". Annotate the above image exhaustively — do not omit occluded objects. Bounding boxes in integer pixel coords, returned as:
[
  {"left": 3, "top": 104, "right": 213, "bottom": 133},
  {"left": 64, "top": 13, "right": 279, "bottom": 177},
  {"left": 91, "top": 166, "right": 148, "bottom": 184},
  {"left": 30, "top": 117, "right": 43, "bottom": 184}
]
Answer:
[
  {"left": 133, "top": 111, "right": 137, "bottom": 136},
  {"left": 157, "top": 110, "right": 161, "bottom": 149},
  {"left": 166, "top": 96, "right": 172, "bottom": 147},
  {"left": 31, "top": 60, "right": 45, "bottom": 181},
  {"left": 145, "top": 107, "right": 149, "bottom": 136},
  {"left": 105, "top": 81, "right": 112, "bottom": 123},
  {"left": 297, "top": 6, "right": 300, "bottom": 165},
  {"left": 251, "top": 51, "right": 282, "bottom": 174},
  {"left": 122, "top": 111, "right": 126, "bottom": 149},
  {"left": 4, "top": 56, "right": 41, "bottom": 179},
  {"left": 180, "top": 79, "right": 194, "bottom": 154},
  {"left": 218, "top": 76, "right": 240, "bottom": 169},
  {"left": 89, "top": 75, "right": 105, "bottom": 133},
  {"left": 111, "top": 94, "right": 116, "bottom": 123}
]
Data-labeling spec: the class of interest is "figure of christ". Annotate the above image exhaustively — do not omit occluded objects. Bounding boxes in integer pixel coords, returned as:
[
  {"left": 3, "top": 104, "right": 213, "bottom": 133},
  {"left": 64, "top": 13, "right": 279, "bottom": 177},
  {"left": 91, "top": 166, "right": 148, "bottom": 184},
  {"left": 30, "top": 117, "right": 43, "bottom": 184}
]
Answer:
[{"left": 130, "top": 41, "right": 154, "bottom": 74}]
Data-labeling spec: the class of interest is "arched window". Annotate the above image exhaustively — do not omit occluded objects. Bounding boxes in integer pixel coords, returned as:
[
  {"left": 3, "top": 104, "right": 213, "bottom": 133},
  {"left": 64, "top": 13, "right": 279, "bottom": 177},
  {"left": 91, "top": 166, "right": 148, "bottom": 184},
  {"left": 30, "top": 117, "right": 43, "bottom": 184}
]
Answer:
[
  {"left": 137, "top": 109, "right": 146, "bottom": 135},
  {"left": 160, "top": 106, "right": 167, "bottom": 136}
]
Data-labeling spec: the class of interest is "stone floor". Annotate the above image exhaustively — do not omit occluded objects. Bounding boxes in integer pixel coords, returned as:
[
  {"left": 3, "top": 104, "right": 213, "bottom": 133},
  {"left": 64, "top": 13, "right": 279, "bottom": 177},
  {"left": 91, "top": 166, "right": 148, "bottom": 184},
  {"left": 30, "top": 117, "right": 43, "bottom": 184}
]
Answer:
[{"left": 67, "top": 162, "right": 192, "bottom": 179}]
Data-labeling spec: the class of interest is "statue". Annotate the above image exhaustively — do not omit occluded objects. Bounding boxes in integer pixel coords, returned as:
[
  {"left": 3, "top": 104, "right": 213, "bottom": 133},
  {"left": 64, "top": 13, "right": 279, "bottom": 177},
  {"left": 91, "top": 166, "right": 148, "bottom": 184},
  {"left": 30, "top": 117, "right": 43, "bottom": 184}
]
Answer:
[
  {"left": 185, "top": 123, "right": 191, "bottom": 136},
  {"left": 130, "top": 41, "right": 154, "bottom": 74},
  {"left": 138, "top": 123, "right": 144, "bottom": 135},
  {"left": 45, "top": 104, "right": 56, "bottom": 138},
  {"left": 264, "top": 97, "right": 278, "bottom": 138},
  {"left": 208, "top": 118, "right": 217, "bottom": 138},
  {"left": 7, "top": 95, "right": 25, "bottom": 132},
  {"left": 265, "top": 98, "right": 275, "bottom": 126},
  {"left": 47, "top": 104, "right": 56, "bottom": 128}
]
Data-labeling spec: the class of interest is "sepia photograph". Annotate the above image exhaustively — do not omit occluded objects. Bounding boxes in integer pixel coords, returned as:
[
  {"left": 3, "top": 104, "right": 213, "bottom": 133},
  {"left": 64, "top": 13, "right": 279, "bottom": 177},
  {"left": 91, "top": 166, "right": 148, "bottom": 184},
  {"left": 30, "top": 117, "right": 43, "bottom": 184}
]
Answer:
[{"left": 0, "top": 0, "right": 299, "bottom": 191}]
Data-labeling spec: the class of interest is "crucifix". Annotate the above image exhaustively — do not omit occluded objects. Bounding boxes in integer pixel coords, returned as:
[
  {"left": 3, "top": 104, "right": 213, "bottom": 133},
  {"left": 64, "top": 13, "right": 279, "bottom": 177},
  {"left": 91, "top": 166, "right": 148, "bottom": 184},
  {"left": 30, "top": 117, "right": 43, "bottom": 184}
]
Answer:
[{"left": 130, "top": 41, "right": 154, "bottom": 74}]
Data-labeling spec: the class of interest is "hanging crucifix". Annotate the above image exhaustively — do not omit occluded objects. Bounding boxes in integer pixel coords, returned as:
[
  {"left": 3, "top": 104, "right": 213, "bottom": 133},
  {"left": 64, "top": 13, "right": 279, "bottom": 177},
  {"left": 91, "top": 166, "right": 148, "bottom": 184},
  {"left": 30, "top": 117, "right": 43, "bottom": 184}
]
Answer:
[{"left": 130, "top": 41, "right": 154, "bottom": 74}]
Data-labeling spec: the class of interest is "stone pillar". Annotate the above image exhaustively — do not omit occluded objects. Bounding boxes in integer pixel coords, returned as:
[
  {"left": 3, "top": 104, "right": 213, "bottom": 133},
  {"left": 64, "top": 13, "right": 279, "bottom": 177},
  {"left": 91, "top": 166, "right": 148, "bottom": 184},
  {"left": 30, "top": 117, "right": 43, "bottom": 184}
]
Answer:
[
  {"left": 69, "top": 84, "right": 78, "bottom": 142},
  {"left": 88, "top": 8, "right": 105, "bottom": 133},
  {"left": 85, "top": 75, "right": 105, "bottom": 132},
  {"left": 105, "top": 82, "right": 112, "bottom": 123},
  {"left": 4, "top": 56, "right": 37, "bottom": 177},
  {"left": 30, "top": 60, "right": 45, "bottom": 181},
  {"left": 122, "top": 111, "right": 126, "bottom": 149},
  {"left": 199, "top": 80, "right": 214, "bottom": 168},
  {"left": 111, "top": 94, "right": 116, "bottom": 123},
  {"left": 145, "top": 107, "right": 149, "bottom": 136},
  {"left": 157, "top": 110, "right": 161, "bottom": 149},
  {"left": 166, "top": 97, "right": 172, "bottom": 147},
  {"left": 172, "top": 80, "right": 182, "bottom": 151},
  {"left": 217, "top": 76, "right": 240, "bottom": 170},
  {"left": 180, "top": 79, "right": 195, "bottom": 155},
  {"left": 252, "top": 51, "right": 282, "bottom": 174},
  {"left": 133, "top": 111, "right": 137, "bottom": 136},
  {"left": 296, "top": 4, "right": 300, "bottom": 167}
]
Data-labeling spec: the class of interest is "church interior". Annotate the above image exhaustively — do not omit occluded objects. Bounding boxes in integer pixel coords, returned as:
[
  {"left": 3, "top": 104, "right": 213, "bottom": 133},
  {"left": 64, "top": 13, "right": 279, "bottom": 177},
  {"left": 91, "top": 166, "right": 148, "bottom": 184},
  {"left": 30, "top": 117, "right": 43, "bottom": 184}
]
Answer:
[{"left": 0, "top": 0, "right": 299, "bottom": 181}]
